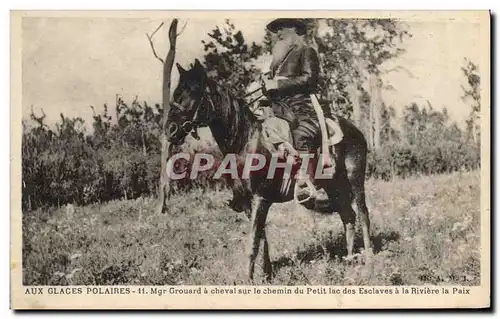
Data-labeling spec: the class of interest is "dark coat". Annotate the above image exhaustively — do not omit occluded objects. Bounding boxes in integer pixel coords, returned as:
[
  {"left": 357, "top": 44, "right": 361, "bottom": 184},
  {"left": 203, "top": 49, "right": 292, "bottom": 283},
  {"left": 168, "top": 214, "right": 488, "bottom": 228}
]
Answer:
[{"left": 266, "top": 43, "right": 321, "bottom": 125}]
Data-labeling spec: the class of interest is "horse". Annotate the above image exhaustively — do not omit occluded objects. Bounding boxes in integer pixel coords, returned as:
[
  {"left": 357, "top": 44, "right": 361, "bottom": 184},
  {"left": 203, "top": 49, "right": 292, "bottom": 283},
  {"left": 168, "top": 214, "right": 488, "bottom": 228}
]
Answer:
[{"left": 167, "top": 59, "right": 372, "bottom": 281}]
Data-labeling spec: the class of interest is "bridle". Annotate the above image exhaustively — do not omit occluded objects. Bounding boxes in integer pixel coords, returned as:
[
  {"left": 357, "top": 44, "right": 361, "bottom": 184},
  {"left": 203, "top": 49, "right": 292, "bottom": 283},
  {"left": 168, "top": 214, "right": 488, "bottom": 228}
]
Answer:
[
  {"left": 168, "top": 79, "right": 215, "bottom": 141},
  {"left": 168, "top": 77, "right": 267, "bottom": 142}
]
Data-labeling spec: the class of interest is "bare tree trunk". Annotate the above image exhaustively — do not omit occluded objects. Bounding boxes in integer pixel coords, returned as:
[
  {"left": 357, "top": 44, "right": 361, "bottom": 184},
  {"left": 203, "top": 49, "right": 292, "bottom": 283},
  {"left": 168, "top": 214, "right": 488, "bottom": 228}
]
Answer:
[
  {"left": 472, "top": 113, "right": 478, "bottom": 145},
  {"left": 347, "top": 82, "right": 361, "bottom": 128},
  {"left": 115, "top": 94, "right": 120, "bottom": 125},
  {"left": 388, "top": 121, "right": 393, "bottom": 144},
  {"left": 141, "top": 129, "right": 147, "bottom": 156},
  {"left": 369, "top": 88, "right": 374, "bottom": 150},
  {"left": 372, "top": 75, "right": 382, "bottom": 151},
  {"left": 472, "top": 124, "right": 476, "bottom": 144},
  {"left": 156, "top": 19, "right": 178, "bottom": 215}
]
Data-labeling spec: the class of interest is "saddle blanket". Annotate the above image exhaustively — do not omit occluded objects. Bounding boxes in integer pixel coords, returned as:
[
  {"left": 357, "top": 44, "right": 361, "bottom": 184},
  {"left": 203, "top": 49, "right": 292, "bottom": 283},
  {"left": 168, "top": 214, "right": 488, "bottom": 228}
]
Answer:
[{"left": 257, "top": 110, "right": 344, "bottom": 154}]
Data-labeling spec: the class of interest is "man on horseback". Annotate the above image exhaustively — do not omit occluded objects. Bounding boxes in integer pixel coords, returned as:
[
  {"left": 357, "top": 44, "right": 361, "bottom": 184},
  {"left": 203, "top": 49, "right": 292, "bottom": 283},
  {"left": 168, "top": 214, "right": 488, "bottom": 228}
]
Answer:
[{"left": 260, "top": 18, "right": 329, "bottom": 203}]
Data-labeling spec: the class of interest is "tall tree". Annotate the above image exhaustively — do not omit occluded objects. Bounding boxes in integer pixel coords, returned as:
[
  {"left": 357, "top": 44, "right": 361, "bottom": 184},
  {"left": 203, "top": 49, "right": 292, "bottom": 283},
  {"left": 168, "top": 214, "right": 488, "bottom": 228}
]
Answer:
[
  {"left": 306, "top": 18, "right": 410, "bottom": 149},
  {"left": 146, "top": 19, "right": 185, "bottom": 215},
  {"left": 461, "top": 58, "right": 481, "bottom": 144}
]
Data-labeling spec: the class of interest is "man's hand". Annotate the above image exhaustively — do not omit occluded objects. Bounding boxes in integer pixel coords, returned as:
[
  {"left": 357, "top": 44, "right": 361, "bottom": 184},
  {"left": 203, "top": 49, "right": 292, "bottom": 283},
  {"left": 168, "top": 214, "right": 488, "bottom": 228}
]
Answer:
[{"left": 262, "top": 77, "right": 279, "bottom": 91}]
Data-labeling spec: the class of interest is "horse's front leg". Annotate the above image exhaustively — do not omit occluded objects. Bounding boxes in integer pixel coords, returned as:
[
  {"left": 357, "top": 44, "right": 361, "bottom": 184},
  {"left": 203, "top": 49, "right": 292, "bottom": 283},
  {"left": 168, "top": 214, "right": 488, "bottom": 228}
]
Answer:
[
  {"left": 262, "top": 230, "right": 272, "bottom": 282},
  {"left": 247, "top": 195, "right": 272, "bottom": 281},
  {"left": 228, "top": 178, "right": 253, "bottom": 220}
]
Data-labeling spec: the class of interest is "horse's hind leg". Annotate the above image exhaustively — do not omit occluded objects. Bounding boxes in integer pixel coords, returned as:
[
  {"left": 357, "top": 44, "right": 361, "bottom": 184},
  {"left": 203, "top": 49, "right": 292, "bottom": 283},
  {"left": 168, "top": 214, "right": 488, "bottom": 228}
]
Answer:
[
  {"left": 262, "top": 231, "right": 272, "bottom": 282},
  {"left": 351, "top": 184, "right": 372, "bottom": 253},
  {"left": 338, "top": 197, "right": 356, "bottom": 260},
  {"left": 324, "top": 180, "right": 355, "bottom": 259},
  {"left": 346, "top": 156, "right": 372, "bottom": 253}
]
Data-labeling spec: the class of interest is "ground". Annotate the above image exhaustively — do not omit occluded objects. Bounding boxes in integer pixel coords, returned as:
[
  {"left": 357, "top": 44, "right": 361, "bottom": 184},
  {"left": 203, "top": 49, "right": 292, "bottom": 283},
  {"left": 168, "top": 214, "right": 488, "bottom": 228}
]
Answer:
[{"left": 22, "top": 171, "right": 481, "bottom": 286}]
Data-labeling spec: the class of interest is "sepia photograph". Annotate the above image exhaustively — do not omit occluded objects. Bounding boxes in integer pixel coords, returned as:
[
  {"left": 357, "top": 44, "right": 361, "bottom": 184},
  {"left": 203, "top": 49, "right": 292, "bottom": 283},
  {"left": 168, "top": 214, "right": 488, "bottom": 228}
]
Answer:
[{"left": 10, "top": 10, "right": 490, "bottom": 309}]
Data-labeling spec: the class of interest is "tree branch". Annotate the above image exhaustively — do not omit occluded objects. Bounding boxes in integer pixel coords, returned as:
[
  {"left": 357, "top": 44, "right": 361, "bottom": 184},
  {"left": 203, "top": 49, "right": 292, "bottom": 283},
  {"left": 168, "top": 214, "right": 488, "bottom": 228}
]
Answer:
[
  {"left": 146, "top": 22, "right": 165, "bottom": 64},
  {"left": 176, "top": 19, "right": 188, "bottom": 37},
  {"left": 382, "top": 65, "right": 416, "bottom": 79},
  {"left": 151, "top": 22, "right": 164, "bottom": 38}
]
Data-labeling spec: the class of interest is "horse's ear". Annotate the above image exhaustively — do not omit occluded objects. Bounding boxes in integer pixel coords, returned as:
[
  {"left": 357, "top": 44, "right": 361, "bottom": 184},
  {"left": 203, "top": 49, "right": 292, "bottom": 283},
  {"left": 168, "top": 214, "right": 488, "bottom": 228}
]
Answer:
[
  {"left": 194, "top": 59, "right": 203, "bottom": 69},
  {"left": 176, "top": 63, "right": 186, "bottom": 74}
]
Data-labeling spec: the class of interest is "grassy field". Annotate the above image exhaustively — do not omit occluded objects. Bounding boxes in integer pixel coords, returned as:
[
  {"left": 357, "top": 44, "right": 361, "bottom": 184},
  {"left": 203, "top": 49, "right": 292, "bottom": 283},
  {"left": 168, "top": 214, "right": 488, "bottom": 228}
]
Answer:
[{"left": 22, "top": 171, "right": 481, "bottom": 286}]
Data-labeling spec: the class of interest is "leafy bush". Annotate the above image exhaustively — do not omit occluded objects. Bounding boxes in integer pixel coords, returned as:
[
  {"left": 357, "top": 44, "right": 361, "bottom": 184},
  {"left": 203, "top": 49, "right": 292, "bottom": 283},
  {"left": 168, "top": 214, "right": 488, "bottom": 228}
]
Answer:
[{"left": 22, "top": 96, "right": 480, "bottom": 210}]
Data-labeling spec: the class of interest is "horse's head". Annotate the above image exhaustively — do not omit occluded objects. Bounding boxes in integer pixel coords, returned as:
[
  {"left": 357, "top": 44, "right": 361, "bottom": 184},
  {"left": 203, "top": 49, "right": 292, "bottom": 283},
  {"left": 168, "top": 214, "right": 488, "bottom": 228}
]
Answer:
[{"left": 168, "top": 59, "right": 211, "bottom": 145}]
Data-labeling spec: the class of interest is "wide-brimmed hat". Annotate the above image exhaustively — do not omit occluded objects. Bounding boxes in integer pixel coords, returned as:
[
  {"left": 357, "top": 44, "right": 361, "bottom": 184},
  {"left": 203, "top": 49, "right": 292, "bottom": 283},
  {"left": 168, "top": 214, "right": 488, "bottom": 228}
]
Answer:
[{"left": 266, "top": 18, "right": 308, "bottom": 35}]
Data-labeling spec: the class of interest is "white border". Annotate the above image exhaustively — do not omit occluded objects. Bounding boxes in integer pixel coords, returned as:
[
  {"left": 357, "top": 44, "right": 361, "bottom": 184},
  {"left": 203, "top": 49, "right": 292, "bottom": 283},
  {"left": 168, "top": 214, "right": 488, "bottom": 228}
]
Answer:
[{"left": 3, "top": 0, "right": 497, "bottom": 317}]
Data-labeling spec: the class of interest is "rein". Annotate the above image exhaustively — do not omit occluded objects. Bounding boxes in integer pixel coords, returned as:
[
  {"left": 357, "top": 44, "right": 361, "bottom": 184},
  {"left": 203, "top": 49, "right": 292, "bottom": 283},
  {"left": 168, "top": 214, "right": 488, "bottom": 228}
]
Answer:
[
  {"left": 169, "top": 77, "right": 266, "bottom": 141},
  {"left": 169, "top": 80, "right": 215, "bottom": 140}
]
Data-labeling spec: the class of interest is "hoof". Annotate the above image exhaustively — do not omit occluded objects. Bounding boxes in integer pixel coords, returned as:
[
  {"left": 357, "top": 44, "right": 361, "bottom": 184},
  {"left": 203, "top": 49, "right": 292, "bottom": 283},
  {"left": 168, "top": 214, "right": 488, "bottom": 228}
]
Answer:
[
  {"left": 343, "top": 254, "right": 358, "bottom": 264},
  {"left": 363, "top": 248, "right": 374, "bottom": 263},
  {"left": 226, "top": 199, "right": 244, "bottom": 213},
  {"left": 300, "top": 198, "right": 317, "bottom": 210},
  {"left": 364, "top": 247, "right": 374, "bottom": 255}
]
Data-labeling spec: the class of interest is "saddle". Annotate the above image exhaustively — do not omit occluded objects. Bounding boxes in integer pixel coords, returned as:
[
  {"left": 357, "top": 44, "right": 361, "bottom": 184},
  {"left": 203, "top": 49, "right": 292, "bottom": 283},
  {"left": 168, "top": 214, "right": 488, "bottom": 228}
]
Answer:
[
  {"left": 251, "top": 97, "right": 344, "bottom": 202},
  {"left": 252, "top": 99, "right": 344, "bottom": 156}
]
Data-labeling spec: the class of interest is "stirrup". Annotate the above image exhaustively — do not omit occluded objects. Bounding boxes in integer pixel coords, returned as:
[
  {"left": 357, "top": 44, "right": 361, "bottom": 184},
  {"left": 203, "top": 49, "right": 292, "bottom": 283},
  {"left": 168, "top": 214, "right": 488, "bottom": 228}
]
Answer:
[{"left": 294, "top": 179, "right": 317, "bottom": 204}]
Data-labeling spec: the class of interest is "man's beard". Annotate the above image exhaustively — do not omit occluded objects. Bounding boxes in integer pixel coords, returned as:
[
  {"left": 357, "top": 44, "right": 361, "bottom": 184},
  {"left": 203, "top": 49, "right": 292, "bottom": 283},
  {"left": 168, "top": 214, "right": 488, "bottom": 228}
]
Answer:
[{"left": 271, "top": 37, "right": 295, "bottom": 67}]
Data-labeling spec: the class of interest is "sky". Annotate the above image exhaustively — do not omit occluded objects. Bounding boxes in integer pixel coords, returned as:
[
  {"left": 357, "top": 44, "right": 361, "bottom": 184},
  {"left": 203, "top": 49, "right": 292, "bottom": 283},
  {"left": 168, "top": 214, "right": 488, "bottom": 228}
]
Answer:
[{"left": 21, "top": 16, "right": 483, "bottom": 129}]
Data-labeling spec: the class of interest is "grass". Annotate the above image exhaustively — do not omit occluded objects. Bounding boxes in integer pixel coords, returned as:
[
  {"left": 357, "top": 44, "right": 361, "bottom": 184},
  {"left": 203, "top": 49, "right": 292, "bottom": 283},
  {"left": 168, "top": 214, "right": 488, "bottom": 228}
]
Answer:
[{"left": 22, "top": 171, "right": 481, "bottom": 286}]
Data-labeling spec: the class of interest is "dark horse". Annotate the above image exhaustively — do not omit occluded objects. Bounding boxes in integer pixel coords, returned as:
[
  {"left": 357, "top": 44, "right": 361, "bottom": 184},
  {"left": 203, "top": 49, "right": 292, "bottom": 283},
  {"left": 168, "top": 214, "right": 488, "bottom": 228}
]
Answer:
[{"left": 167, "top": 59, "right": 371, "bottom": 281}]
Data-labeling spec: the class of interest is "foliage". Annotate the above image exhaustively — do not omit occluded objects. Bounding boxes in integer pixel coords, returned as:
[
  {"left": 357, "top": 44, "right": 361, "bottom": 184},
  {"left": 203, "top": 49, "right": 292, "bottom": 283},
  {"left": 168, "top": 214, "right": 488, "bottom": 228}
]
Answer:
[
  {"left": 22, "top": 97, "right": 164, "bottom": 210},
  {"left": 367, "top": 102, "right": 480, "bottom": 180},
  {"left": 308, "top": 19, "right": 411, "bottom": 118},
  {"left": 201, "top": 19, "right": 264, "bottom": 98}
]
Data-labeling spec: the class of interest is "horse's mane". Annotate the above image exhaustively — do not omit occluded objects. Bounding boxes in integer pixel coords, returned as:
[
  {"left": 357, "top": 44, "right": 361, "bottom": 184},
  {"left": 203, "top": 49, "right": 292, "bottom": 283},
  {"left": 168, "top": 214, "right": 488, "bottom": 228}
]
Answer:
[{"left": 205, "top": 78, "right": 258, "bottom": 153}]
